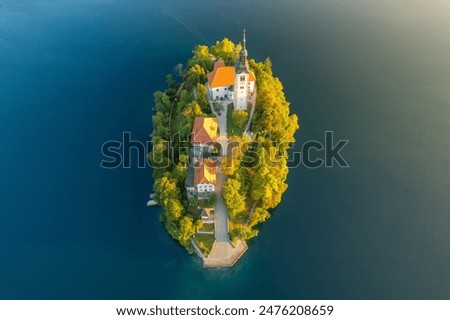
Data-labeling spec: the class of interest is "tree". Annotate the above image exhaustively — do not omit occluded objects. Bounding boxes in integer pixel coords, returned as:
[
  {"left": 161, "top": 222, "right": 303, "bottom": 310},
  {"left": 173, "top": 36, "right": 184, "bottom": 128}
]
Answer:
[
  {"left": 249, "top": 148, "right": 288, "bottom": 209},
  {"left": 232, "top": 110, "right": 248, "bottom": 129},
  {"left": 187, "top": 45, "right": 213, "bottom": 71},
  {"left": 153, "top": 176, "right": 181, "bottom": 208},
  {"left": 165, "top": 199, "right": 184, "bottom": 221},
  {"left": 249, "top": 58, "right": 299, "bottom": 146},
  {"left": 180, "top": 101, "right": 206, "bottom": 139},
  {"left": 178, "top": 89, "right": 194, "bottom": 109},
  {"left": 182, "top": 101, "right": 205, "bottom": 119},
  {"left": 185, "top": 64, "right": 207, "bottom": 90},
  {"left": 212, "top": 102, "right": 224, "bottom": 116},
  {"left": 154, "top": 91, "right": 172, "bottom": 114},
  {"left": 178, "top": 216, "right": 197, "bottom": 247},
  {"left": 150, "top": 38, "right": 299, "bottom": 251},
  {"left": 195, "top": 83, "right": 209, "bottom": 113},
  {"left": 147, "top": 137, "right": 170, "bottom": 169},
  {"left": 222, "top": 178, "right": 246, "bottom": 216},
  {"left": 229, "top": 222, "right": 258, "bottom": 243},
  {"left": 202, "top": 194, "right": 217, "bottom": 207},
  {"left": 152, "top": 111, "right": 170, "bottom": 140},
  {"left": 248, "top": 208, "right": 270, "bottom": 228},
  {"left": 211, "top": 38, "right": 242, "bottom": 65},
  {"left": 170, "top": 162, "right": 188, "bottom": 185}
]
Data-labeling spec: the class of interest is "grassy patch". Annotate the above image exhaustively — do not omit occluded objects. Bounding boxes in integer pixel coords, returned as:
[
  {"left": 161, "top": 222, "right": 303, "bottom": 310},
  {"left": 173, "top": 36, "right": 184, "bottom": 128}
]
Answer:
[
  {"left": 199, "top": 223, "right": 214, "bottom": 233},
  {"left": 193, "top": 233, "right": 215, "bottom": 256},
  {"left": 226, "top": 104, "right": 246, "bottom": 137},
  {"left": 189, "top": 194, "right": 217, "bottom": 208}
]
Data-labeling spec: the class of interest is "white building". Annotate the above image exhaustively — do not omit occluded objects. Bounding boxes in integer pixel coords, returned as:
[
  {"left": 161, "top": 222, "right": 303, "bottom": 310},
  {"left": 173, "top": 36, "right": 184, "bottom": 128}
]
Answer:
[
  {"left": 185, "top": 159, "right": 216, "bottom": 199},
  {"left": 207, "top": 30, "right": 256, "bottom": 111},
  {"left": 233, "top": 30, "right": 255, "bottom": 110},
  {"left": 207, "top": 60, "right": 235, "bottom": 101}
]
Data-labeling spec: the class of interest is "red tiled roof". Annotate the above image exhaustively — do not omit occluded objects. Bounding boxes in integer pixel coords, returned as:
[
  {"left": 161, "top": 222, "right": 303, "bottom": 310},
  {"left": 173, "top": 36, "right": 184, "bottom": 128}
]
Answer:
[
  {"left": 191, "top": 117, "right": 218, "bottom": 144},
  {"left": 194, "top": 159, "right": 217, "bottom": 186}
]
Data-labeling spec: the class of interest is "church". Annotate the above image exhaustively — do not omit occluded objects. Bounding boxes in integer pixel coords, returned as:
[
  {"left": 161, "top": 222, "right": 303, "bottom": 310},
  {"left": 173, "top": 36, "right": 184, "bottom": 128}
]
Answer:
[{"left": 207, "top": 31, "right": 256, "bottom": 110}]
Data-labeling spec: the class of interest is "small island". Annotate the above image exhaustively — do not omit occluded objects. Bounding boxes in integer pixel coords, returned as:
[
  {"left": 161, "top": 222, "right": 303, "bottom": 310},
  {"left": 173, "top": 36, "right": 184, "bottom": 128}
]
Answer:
[{"left": 149, "top": 31, "right": 299, "bottom": 267}]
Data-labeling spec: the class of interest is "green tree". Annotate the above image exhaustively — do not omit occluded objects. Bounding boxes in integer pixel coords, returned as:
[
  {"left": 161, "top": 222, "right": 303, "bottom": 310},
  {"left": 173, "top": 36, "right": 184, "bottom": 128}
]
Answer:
[
  {"left": 212, "top": 102, "right": 224, "bottom": 116},
  {"left": 249, "top": 148, "right": 287, "bottom": 209},
  {"left": 179, "top": 101, "right": 206, "bottom": 139},
  {"left": 154, "top": 91, "right": 172, "bottom": 114},
  {"left": 229, "top": 222, "right": 258, "bottom": 243},
  {"left": 248, "top": 207, "right": 270, "bottom": 228},
  {"left": 195, "top": 83, "right": 209, "bottom": 113},
  {"left": 170, "top": 162, "right": 188, "bottom": 185},
  {"left": 232, "top": 110, "right": 249, "bottom": 129},
  {"left": 185, "top": 64, "right": 207, "bottom": 90},
  {"left": 222, "top": 178, "right": 246, "bottom": 216},
  {"left": 166, "top": 74, "right": 178, "bottom": 93},
  {"left": 165, "top": 199, "right": 184, "bottom": 221},
  {"left": 147, "top": 137, "right": 170, "bottom": 169},
  {"left": 211, "top": 38, "right": 242, "bottom": 65},
  {"left": 178, "top": 216, "right": 197, "bottom": 247},
  {"left": 187, "top": 45, "right": 213, "bottom": 71},
  {"left": 153, "top": 176, "right": 181, "bottom": 208},
  {"left": 152, "top": 111, "right": 170, "bottom": 140},
  {"left": 150, "top": 38, "right": 299, "bottom": 250},
  {"left": 250, "top": 58, "right": 299, "bottom": 147}
]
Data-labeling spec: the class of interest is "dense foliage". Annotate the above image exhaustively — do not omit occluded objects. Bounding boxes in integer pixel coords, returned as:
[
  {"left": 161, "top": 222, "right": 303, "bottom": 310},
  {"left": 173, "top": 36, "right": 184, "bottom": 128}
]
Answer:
[
  {"left": 222, "top": 58, "right": 299, "bottom": 243},
  {"left": 149, "top": 38, "right": 298, "bottom": 251}
]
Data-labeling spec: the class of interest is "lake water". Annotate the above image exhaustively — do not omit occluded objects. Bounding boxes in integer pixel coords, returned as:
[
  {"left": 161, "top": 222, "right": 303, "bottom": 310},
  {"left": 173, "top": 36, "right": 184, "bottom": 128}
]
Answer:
[{"left": 1, "top": 0, "right": 449, "bottom": 299}]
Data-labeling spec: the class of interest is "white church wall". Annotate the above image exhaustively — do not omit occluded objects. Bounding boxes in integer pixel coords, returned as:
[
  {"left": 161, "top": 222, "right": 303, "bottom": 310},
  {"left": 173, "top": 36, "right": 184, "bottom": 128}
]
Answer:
[
  {"left": 248, "top": 81, "right": 255, "bottom": 93},
  {"left": 208, "top": 85, "right": 232, "bottom": 101}
]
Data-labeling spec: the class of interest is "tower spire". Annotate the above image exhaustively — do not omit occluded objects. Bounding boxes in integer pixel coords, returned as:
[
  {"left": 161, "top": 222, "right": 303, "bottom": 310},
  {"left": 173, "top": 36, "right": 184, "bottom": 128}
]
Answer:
[{"left": 236, "top": 29, "right": 249, "bottom": 73}]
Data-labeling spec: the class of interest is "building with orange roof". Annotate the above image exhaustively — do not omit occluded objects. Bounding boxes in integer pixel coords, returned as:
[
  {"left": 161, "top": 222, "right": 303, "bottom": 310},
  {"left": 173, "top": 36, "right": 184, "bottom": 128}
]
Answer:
[
  {"left": 207, "top": 61, "right": 235, "bottom": 102},
  {"left": 207, "top": 30, "right": 256, "bottom": 111},
  {"left": 186, "top": 159, "right": 217, "bottom": 197},
  {"left": 191, "top": 117, "right": 218, "bottom": 146},
  {"left": 201, "top": 208, "right": 214, "bottom": 220}
]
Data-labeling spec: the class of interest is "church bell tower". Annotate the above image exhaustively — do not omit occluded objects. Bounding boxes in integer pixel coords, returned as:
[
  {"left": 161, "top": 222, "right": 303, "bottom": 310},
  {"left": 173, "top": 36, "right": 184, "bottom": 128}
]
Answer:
[{"left": 234, "top": 30, "right": 250, "bottom": 110}]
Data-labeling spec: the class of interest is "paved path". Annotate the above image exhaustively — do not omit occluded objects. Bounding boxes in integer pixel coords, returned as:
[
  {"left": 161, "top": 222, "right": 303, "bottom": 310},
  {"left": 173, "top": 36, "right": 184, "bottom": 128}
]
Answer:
[
  {"left": 203, "top": 166, "right": 249, "bottom": 268},
  {"left": 211, "top": 102, "right": 229, "bottom": 243},
  {"left": 210, "top": 100, "right": 229, "bottom": 153},
  {"left": 202, "top": 101, "right": 248, "bottom": 268},
  {"left": 203, "top": 241, "right": 248, "bottom": 268},
  {"left": 213, "top": 167, "right": 229, "bottom": 242}
]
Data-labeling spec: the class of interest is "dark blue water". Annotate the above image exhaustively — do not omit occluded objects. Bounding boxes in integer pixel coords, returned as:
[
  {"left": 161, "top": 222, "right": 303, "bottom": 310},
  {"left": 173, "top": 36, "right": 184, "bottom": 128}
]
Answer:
[{"left": 1, "top": 0, "right": 449, "bottom": 299}]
